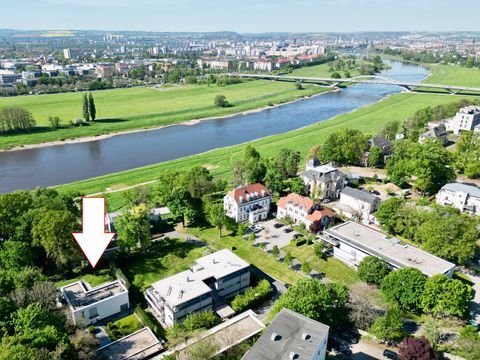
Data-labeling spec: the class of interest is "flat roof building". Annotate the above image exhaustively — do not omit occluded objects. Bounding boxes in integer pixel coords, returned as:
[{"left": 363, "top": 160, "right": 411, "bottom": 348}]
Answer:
[
  {"left": 324, "top": 221, "right": 455, "bottom": 277},
  {"left": 145, "top": 249, "right": 250, "bottom": 327},
  {"left": 242, "top": 308, "right": 329, "bottom": 360},
  {"left": 61, "top": 280, "right": 130, "bottom": 327}
]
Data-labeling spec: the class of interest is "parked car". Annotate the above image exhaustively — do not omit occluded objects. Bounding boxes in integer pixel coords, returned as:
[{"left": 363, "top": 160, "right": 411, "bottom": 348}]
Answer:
[
  {"left": 292, "top": 233, "right": 302, "bottom": 239},
  {"left": 273, "top": 223, "right": 284, "bottom": 229},
  {"left": 283, "top": 227, "right": 293, "bottom": 233},
  {"left": 371, "top": 190, "right": 381, "bottom": 195},
  {"left": 338, "top": 330, "right": 359, "bottom": 344},
  {"left": 322, "top": 198, "right": 331, "bottom": 203},
  {"left": 383, "top": 349, "right": 399, "bottom": 360}
]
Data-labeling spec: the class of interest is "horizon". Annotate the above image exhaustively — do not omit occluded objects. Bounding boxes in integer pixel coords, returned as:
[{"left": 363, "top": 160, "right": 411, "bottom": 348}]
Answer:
[{"left": 3, "top": 0, "right": 480, "bottom": 33}]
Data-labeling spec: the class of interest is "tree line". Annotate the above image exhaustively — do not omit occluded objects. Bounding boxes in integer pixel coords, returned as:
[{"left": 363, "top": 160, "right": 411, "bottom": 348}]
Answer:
[{"left": 0, "top": 107, "right": 36, "bottom": 133}]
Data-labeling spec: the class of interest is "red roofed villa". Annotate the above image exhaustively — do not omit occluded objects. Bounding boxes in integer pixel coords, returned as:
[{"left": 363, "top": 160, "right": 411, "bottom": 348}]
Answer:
[
  {"left": 224, "top": 183, "right": 271, "bottom": 224},
  {"left": 277, "top": 193, "right": 335, "bottom": 230}
]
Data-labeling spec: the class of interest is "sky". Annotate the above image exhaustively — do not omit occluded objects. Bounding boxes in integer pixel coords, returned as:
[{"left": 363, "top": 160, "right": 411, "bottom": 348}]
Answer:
[{"left": 2, "top": 0, "right": 480, "bottom": 33}]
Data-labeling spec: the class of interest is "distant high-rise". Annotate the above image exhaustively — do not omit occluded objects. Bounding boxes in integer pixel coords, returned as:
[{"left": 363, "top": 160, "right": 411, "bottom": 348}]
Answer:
[{"left": 63, "top": 48, "right": 72, "bottom": 59}]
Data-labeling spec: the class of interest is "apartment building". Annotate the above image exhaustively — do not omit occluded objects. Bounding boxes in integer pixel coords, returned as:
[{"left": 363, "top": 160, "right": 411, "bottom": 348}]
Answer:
[
  {"left": 145, "top": 249, "right": 250, "bottom": 327},
  {"left": 445, "top": 106, "right": 480, "bottom": 134},
  {"left": 299, "top": 159, "right": 346, "bottom": 200},
  {"left": 224, "top": 183, "right": 271, "bottom": 224},
  {"left": 436, "top": 182, "right": 480, "bottom": 216}
]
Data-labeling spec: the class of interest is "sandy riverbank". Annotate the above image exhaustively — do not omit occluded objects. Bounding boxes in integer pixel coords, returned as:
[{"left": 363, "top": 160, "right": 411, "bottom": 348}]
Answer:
[{"left": 1, "top": 89, "right": 336, "bottom": 152}]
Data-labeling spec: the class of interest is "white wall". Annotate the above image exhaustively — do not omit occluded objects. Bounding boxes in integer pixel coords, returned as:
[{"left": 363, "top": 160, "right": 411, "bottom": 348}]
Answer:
[{"left": 72, "top": 292, "right": 130, "bottom": 327}]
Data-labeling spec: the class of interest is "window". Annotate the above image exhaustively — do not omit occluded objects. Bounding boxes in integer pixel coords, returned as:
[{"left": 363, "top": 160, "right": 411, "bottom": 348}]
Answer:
[{"left": 88, "top": 307, "right": 98, "bottom": 319}]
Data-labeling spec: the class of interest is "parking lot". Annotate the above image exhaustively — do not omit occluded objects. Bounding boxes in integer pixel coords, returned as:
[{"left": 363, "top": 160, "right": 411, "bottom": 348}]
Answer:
[{"left": 252, "top": 219, "right": 298, "bottom": 251}]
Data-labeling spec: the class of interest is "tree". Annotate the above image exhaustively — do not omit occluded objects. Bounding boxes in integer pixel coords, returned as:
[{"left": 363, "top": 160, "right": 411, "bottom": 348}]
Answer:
[
  {"left": 369, "top": 306, "right": 404, "bottom": 343},
  {"left": 263, "top": 159, "right": 284, "bottom": 193},
  {"left": 420, "top": 275, "right": 471, "bottom": 318},
  {"left": 348, "top": 290, "right": 383, "bottom": 330},
  {"left": 381, "top": 268, "right": 426, "bottom": 312},
  {"left": 387, "top": 140, "right": 455, "bottom": 195},
  {"left": 31, "top": 209, "right": 80, "bottom": 268},
  {"left": 375, "top": 198, "right": 405, "bottom": 234},
  {"left": 214, "top": 94, "right": 228, "bottom": 107},
  {"left": 122, "top": 187, "right": 150, "bottom": 207},
  {"left": 368, "top": 146, "right": 384, "bottom": 167},
  {"left": 181, "top": 166, "right": 215, "bottom": 199},
  {"left": 313, "top": 242, "right": 326, "bottom": 260},
  {"left": 398, "top": 336, "right": 436, "bottom": 360},
  {"left": 10, "top": 281, "right": 58, "bottom": 309},
  {"left": 416, "top": 208, "right": 477, "bottom": 264},
  {"left": 454, "top": 131, "right": 480, "bottom": 178},
  {"left": 271, "top": 278, "right": 349, "bottom": 326},
  {"left": 47, "top": 116, "right": 61, "bottom": 129},
  {"left": 288, "top": 177, "right": 306, "bottom": 195},
  {"left": 271, "top": 245, "right": 280, "bottom": 258},
  {"left": 82, "top": 93, "right": 90, "bottom": 121},
  {"left": 276, "top": 149, "right": 301, "bottom": 179},
  {"left": 0, "top": 191, "right": 33, "bottom": 240},
  {"left": 307, "top": 145, "right": 321, "bottom": 160},
  {"left": 0, "top": 107, "right": 36, "bottom": 133},
  {"left": 166, "top": 188, "right": 199, "bottom": 227},
  {"left": 319, "top": 128, "right": 368, "bottom": 165},
  {"left": 380, "top": 120, "right": 401, "bottom": 141},
  {"left": 88, "top": 93, "right": 96, "bottom": 121},
  {"left": 358, "top": 256, "right": 391, "bottom": 285},
  {"left": 119, "top": 205, "right": 151, "bottom": 250},
  {"left": 283, "top": 252, "right": 293, "bottom": 266},
  {"left": 331, "top": 72, "right": 341, "bottom": 79},
  {"left": 205, "top": 202, "right": 227, "bottom": 238}
]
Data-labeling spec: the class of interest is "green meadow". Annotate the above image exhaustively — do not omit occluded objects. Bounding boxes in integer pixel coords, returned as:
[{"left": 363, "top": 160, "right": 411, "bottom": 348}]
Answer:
[{"left": 0, "top": 81, "right": 328, "bottom": 149}]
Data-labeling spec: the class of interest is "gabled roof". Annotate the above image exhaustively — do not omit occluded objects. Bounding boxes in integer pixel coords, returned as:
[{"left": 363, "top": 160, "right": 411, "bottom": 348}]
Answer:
[
  {"left": 341, "top": 186, "right": 379, "bottom": 205},
  {"left": 440, "top": 183, "right": 480, "bottom": 198},
  {"left": 277, "top": 193, "right": 314, "bottom": 212},
  {"left": 306, "top": 208, "right": 336, "bottom": 222},
  {"left": 227, "top": 183, "right": 270, "bottom": 205},
  {"left": 369, "top": 136, "right": 392, "bottom": 149}
]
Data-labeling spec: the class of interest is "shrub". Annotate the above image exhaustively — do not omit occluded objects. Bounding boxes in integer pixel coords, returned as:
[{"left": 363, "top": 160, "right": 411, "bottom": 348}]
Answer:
[
  {"left": 301, "top": 262, "right": 311, "bottom": 274},
  {"left": 271, "top": 245, "right": 280, "bottom": 258},
  {"left": 230, "top": 279, "right": 273, "bottom": 312},
  {"left": 135, "top": 306, "right": 165, "bottom": 339},
  {"left": 182, "top": 310, "right": 220, "bottom": 332},
  {"left": 214, "top": 94, "right": 228, "bottom": 108},
  {"left": 47, "top": 116, "right": 62, "bottom": 129}
]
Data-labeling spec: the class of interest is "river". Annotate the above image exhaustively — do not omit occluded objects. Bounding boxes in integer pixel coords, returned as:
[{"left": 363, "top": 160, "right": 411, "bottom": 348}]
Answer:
[{"left": 0, "top": 60, "right": 427, "bottom": 193}]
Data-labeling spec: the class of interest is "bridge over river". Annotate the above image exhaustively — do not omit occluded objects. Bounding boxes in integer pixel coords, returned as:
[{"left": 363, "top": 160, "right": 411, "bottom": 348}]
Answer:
[{"left": 229, "top": 73, "right": 480, "bottom": 96}]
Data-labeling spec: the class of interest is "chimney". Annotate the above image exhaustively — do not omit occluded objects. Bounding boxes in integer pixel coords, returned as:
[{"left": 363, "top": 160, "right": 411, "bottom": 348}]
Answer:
[
  {"left": 289, "top": 352, "right": 298, "bottom": 359},
  {"left": 271, "top": 332, "right": 279, "bottom": 341},
  {"left": 302, "top": 332, "right": 310, "bottom": 341}
]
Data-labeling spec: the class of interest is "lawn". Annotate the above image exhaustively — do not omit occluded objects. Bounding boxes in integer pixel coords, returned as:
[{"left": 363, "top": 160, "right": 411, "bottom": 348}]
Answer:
[
  {"left": 120, "top": 237, "right": 207, "bottom": 292},
  {"left": 105, "top": 314, "right": 143, "bottom": 341},
  {"left": 55, "top": 269, "right": 114, "bottom": 288},
  {"left": 185, "top": 227, "right": 303, "bottom": 285},
  {"left": 290, "top": 61, "right": 365, "bottom": 78},
  {"left": 283, "top": 243, "right": 360, "bottom": 286},
  {"left": 0, "top": 81, "right": 328, "bottom": 149},
  {"left": 426, "top": 64, "right": 480, "bottom": 87}
]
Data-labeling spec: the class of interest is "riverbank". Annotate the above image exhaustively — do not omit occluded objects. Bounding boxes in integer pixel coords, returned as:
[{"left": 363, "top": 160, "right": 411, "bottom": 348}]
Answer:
[
  {"left": 56, "top": 90, "right": 478, "bottom": 211},
  {"left": 0, "top": 80, "right": 330, "bottom": 150},
  {"left": 0, "top": 88, "right": 335, "bottom": 152}
]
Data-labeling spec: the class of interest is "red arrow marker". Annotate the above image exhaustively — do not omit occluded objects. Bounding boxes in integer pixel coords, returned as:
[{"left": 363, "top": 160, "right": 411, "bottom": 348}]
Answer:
[{"left": 73, "top": 197, "right": 115, "bottom": 268}]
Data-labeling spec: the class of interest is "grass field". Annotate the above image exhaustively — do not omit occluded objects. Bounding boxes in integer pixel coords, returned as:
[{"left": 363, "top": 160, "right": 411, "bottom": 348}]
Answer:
[
  {"left": 55, "top": 269, "right": 114, "bottom": 288},
  {"left": 0, "top": 81, "right": 327, "bottom": 149},
  {"left": 425, "top": 64, "right": 480, "bottom": 87},
  {"left": 105, "top": 314, "right": 143, "bottom": 341}
]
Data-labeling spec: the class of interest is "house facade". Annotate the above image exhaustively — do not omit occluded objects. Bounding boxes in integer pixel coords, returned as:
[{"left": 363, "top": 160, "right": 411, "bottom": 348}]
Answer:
[
  {"left": 323, "top": 222, "right": 455, "bottom": 278},
  {"left": 145, "top": 249, "right": 250, "bottom": 327},
  {"left": 336, "top": 186, "right": 380, "bottom": 224},
  {"left": 445, "top": 106, "right": 480, "bottom": 135},
  {"left": 436, "top": 182, "right": 480, "bottom": 216},
  {"left": 60, "top": 280, "right": 130, "bottom": 327},
  {"left": 277, "top": 192, "right": 336, "bottom": 230},
  {"left": 299, "top": 159, "right": 346, "bottom": 200},
  {"left": 419, "top": 122, "right": 449, "bottom": 145},
  {"left": 224, "top": 183, "right": 271, "bottom": 224},
  {"left": 242, "top": 308, "right": 329, "bottom": 360}
]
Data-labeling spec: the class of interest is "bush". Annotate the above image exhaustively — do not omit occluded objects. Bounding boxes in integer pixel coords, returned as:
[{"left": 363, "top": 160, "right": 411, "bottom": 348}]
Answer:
[
  {"left": 301, "top": 262, "right": 311, "bottom": 274},
  {"left": 214, "top": 94, "right": 229, "bottom": 108},
  {"left": 230, "top": 279, "right": 273, "bottom": 312},
  {"left": 47, "top": 116, "right": 62, "bottom": 129},
  {"left": 182, "top": 310, "right": 220, "bottom": 332},
  {"left": 271, "top": 245, "right": 280, "bottom": 258}
]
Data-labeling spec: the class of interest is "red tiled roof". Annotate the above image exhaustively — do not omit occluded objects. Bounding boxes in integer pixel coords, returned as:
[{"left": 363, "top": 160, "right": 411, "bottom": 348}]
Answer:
[
  {"left": 227, "top": 183, "right": 270, "bottom": 205},
  {"left": 277, "top": 193, "right": 314, "bottom": 211},
  {"left": 306, "top": 208, "right": 336, "bottom": 222}
]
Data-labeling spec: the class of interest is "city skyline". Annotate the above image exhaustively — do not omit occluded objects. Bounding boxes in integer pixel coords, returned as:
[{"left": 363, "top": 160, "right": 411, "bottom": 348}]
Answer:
[{"left": 3, "top": 0, "right": 480, "bottom": 33}]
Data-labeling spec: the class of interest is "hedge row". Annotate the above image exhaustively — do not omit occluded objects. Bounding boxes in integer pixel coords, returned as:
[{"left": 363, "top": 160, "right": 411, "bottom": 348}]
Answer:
[
  {"left": 135, "top": 306, "right": 165, "bottom": 339},
  {"left": 230, "top": 279, "right": 273, "bottom": 312}
]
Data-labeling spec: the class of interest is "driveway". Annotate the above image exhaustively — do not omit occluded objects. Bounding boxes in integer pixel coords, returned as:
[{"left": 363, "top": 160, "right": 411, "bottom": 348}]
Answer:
[{"left": 253, "top": 219, "right": 295, "bottom": 251}]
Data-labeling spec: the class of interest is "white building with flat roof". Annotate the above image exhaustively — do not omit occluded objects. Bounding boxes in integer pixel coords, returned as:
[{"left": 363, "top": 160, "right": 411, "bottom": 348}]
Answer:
[
  {"left": 445, "top": 106, "right": 480, "bottom": 135},
  {"left": 145, "top": 249, "right": 250, "bottom": 327},
  {"left": 323, "top": 221, "right": 455, "bottom": 278},
  {"left": 242, "top": 308, "right": 329, "bottom": 360},
  {"left": 60, "top": 280, "right": 130, "bottom": 327},
  {"left": 436, "top": 182, "right": 480, "bottom": 216}
]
